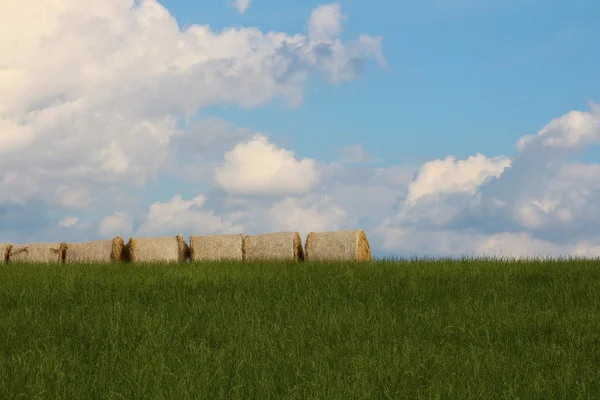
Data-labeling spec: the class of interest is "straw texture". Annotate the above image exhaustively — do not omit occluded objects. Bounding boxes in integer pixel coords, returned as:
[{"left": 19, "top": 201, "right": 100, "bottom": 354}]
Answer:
[
  {"left": 1, "top": 244, "right": 12, "bottom": 263},
  {"left": 125, "top": 234, "right": 189, "bottom": 263},
  {"left": 189, "top": 234, "right": 244, "bottom": 262},
  {"left": 305, "top": 230, "right": 372, "bottom": 262},
  {"left": 65, "top": 237, "right": 125, "bottom": 263},
  {"left": 243, "top": 232, "right": 304, "bottom": 261},
  {"left": 9, "top": 242, "right": 66, "bottom": 263}
]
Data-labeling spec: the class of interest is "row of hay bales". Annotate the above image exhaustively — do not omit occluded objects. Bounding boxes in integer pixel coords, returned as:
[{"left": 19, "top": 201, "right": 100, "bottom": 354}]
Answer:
[{"left": 0, "top": 230, "right": 371, "bottom": 264}]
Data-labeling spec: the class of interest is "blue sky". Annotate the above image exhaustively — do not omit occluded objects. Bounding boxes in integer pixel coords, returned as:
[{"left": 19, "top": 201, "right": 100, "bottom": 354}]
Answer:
[
  {"left": 1, "top": 0, "right": 600, "bottom": 258},
  {"left": 164, "top": 0, "right": 600, "bottom": 163}
]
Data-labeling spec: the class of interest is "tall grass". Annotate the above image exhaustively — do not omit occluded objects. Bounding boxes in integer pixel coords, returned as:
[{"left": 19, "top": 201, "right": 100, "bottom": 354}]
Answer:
[{"left": 0, "top": 257, "right": 599, "bottom": 399}]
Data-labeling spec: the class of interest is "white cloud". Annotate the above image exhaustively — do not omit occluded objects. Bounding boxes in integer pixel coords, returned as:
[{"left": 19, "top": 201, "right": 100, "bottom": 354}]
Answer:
[
  {"left": 308, "top": 3, "right": 346, "bottom": 42},
  {"left": 266, "top": 194, "right": 350, "bottom": 239},
  {"left": 136, "top": 194, "right": 244, "bottom": 236},
  {"left": 405, "top": 153, "right": 511, "bottom": 204},
  {"left": 58, "top": 217, "right": 79, "bottom": 228},
  {"left": 516, "top": 108, "right": 600, "bottom": 151},
  {"left": 0, "top": 171, "right": 40, "bottom": 205},
  {"left": 233, "top": 0, "right": 251, "bottom": 14},
  {"left": 372, "top": 224, "right": 598, "bottom": 259},
  {"left": 515, "top": 203, "right": 546, "bottom": 229},
  {"left": 214, "top": 134, "right": 318, "bottom": 196},
  {"left": 375, "top": 101, "right": 600, "bottom": 257},
  {"left": 53, "top": 186, "right": 95, "bottom": 210},
  {"left": 0, "top": 0, "right": 383, "bottom": 209},
  {"left": 0, "top": 118, "right": 35, "bottom": 153},
  {"left": 128, "top": 191, "right": 351, "bottom": 247},
  {"left": 173, "top": 117, "right": 255, "bottom": 158},
  {"left": 99, "top": 212, "right": 133, "bottom": 238},
  {"left": 5, "top": 0, "right": 600, "bottom": 260}
]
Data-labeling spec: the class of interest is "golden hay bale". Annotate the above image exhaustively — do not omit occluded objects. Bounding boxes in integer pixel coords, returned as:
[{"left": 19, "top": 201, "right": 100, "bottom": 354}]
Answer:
[
  {"left": 189, "top": 234, "right": 244, "bottom": 262},
  {"left": 1, "top": 244, "right": 12, "bottom": 263},
  {"left": 65, "top": 237, "right": 125, "bottom": 263},
  {"left": 9, "top": 242, "right": 67, "bottom": 263},
  {"left": 125, "top": 234, "right": 189, "bottom": 263},
  {"left": 305, "top": 230, "right": 372, "bottom": 262},
  {"left": 243, "top": 232, "right": 304, "bottom": 261}
]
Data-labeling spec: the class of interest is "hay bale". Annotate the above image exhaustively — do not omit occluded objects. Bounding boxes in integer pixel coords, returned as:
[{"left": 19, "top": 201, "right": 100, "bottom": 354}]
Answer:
[
  {"left": 65, "top": 237, "right": 125, "bottom": 263},
  {"left": 305, "top": 230, "right": 372, "bottom": 262},
  {"left": 243, "top": 232, "right": 304, "bottom": 261},
  {"left": 1, "top": 244, "right": 12, "bottom": 263},
  {"left": 189, "top": 234, "right": 244, "bottom": 262},
  {"left": 9, "top": 242, "right": 66, "bottom": 263},
  {"left": 125, "top": 234, "right": 189, "bottom": 263}
]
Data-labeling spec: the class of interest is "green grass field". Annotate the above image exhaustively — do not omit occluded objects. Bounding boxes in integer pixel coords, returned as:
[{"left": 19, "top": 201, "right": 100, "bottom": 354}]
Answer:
[{"left": 1, "top": 257, "right": 599, "bottom": 399}]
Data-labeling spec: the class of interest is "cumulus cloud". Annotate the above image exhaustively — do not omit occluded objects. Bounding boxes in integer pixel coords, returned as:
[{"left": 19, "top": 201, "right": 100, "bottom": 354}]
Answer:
[
  {"left": 99, "top": 212, "right": 133, "bottom": 238},
  {"left": 75, "top": 99, "right": 600, "bottom": 259},
  {"left": 308, "top": 3, "right": 346, "bottom": 42},
  {"left": 376, "top": 101, "right": 600, "bottom": 257},
  {"left": 516, "top": 107, "right": 600, "bottom": 151},
  {"left": 371, "top": 225, "right": 594, "bottom": 259},
  {"left": 404, "top": 153, "right": 511, "bottom": 204},
  {"left": 0, "top": 172, "right": 40, "bottom": 205},
  {"left": 136, "top": 194, "right": 244, "bottom": 236},
  {"left": 232, "top": 0, "right": 251, "bottom": 14},
  {"left": 6, "top": 0, "right": 600, "bottom": 260},
  {"left": 129, "top": 191, "right": 352, "bottom": 246},
  {"left": 0, "top": 0, "right": 383, "bottom": 208},
  {"left": 58, "top": 217, "right": 79, "bottom": 228},
  {"left": 0, "top": 118, "right": 35, "bottom": 152},
  {"left": 52, "top": 186, "right": 96, "bottom": 210},
  {"left": 130, "top": 156, "right": 413, "bottom": 246},
  {"left": 214, "top": 134, "right": 318, "bottom": 196},
  {"left": 266, "top": 194, "right": 350, "bottom": 238},
  {"left": 174, "top": 117, "right": 255, "bottom": 156}
]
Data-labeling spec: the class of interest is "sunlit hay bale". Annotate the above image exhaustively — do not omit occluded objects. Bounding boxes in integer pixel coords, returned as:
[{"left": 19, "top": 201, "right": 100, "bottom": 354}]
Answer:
[
  {"left": 189, "top": 234, "right": 244, "bottom": 262},
  {"left": 125, "top": 234, "right": 189, "bottom": 263},
  {"left": 305, "top": 230, "right": 372, "bottom": 262},
  {"left": 243, "top": 232, "right": 304, "bottom": 262},
  {"left": 9, "top": 242, "right": 67, "bottom": 263},
  {"left": 65, "top": 237, "right": 125, "bottom": 263},
  {"left": 1, "top": 244, "right": 12, "bottom": 263}
]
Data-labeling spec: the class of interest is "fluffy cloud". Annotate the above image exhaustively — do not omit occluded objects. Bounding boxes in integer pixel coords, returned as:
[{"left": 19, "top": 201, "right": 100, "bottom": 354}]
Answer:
[
  {"left": 308, "top": 3, "right": 346, "bottom": 42},
  {"left": 377, "top": 101, "right": 600, "bottom": 257},
  {"left": 58, "top": 217, "right": 79, "bottom": 228},
  {"left": 265, "top": 194, "right": 349, "bottom": 238},
  {"left": 371, "top": 225, "right": 598, "bottom": 259},
  {"left": 516, "top": 107, "right": 600, "bottom": 151},
  {"left": 0, "top": 172, "right": 40, "bottom": 205},
  {"left": 76, "top": 100, "right": 600, "bottom": 259},
  {"left": 214, "top": 134, "right": 318, "bottom": 196},
  {"left": 0, "top": 0, "right": 383, "bottom": 208},
  {"left": 404, "top": 153, "right": 511, "bottom": 204},
  {"left": 52, "top": 186, "right": 96, "bottom": 211},
  {"left": 174, "top": 117, "right": 255, "bottom": 157},
  {"left": 131, "top": 191, "right": 350, "bottom": 244},
  {"left": 135, "top": 194, "right": 244, "bottom": 236},
  {"left": 99, "top": 212, "right": 133, "bottom": 238},
  {"left": 5, "top": 0, "right": 600, "bottom": 260},
  {"left": 232, "top": 0, "right": 251, "bottom": 14}
]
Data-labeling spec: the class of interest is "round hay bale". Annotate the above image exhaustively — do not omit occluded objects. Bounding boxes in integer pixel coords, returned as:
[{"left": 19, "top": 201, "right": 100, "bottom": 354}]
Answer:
[
  {"left": 305, "top": 230, "right": 372, "bottom": 262},
  {"left": 1, "top": 244, "right": 12, "bottom": 263},
  {"left": 189, "top": 234, "right": 244, "bottom": 262},
  {"left": 125, "top": 234, "right": 189, "bottom": 263},
  {"left": 243, "top": 232, "right": 304, "bottom": 261},
  {"left": 9, "top": 242, "right": 67, "bottom": 263},
  {"left": 65, "top": 237, "right": 125, "bottom": 263}
]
